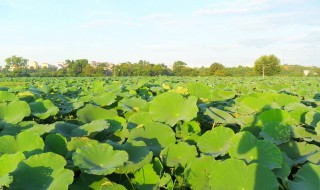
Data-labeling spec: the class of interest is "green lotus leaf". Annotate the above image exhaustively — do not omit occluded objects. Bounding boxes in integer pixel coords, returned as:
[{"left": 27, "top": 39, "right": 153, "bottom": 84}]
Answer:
[
  {"left": 127, "top": 112, "right": 153, "bottom": 129},
  {"left": 0, "top": 100, "right": 30, "bottom": 124},
  {"left": 69, "top": 173, "right": 109, "bottom": 190},
  {"left": 307, "top": 151, "right": 320, "bottom": 165},
  {"left": 187, "top": 82, "right": 212, "bottom": 100},
  {"left": 237, "top": 96, "right": 266, "bottom": 115},
  {"left": 273, "top": 155, "right": 291, "bottom": 181},
  {"left": 288, "top": 163, "right": 320, "bottom": 190},
  {"left": 118, "top": 97, "right": 149, "bottom": 112},
  {"left": 285, "top": 103, "right": 313, "bottom": 124},
  {"left": 275, "top": 94, "right": 300, "bottom": 107},
  {"left": 73, "top": 143, "right": 128, "bottom": 175},
  {"left": 160, "top": 142, "right": 198, "bottom": 168},
  {"left": 10, "top": 152, "right": 74, "bottom": 190},
  {"left": 279, "top": 141, "right": 319, "bottom": 165},
  {"left": 108, "top": 140, "right": 153, "bottom": 174},
  {"left": 291, "top": 126, "right": 319, "bottom": 142},
  {"left": 204, "top": 107, "right": 236, "bottom": 124},
  {"left": 29, "top": 99, "right": 59, "bottom": 119},
  {"left": 100, "top": 182, "right": 127, "bottom": 190},
  {"left": 91, "top": 92, "right": 117, "bottom": 106},
  {"left": 77, "top": 104, "right": 118, "bottom": 123},
  {"left": 24, "top": 123, "right": 55, "bottom": 135},
  {"left": 67, "top": 137, "right": 99, "bottom": 152},
  {"left": 258, "top": 109, "right": 292, "bottom": 144},
  {"left": 0, "top": 131, "right": 44, "bottom": 157},
  {"left": 197, "top": 126, "right": 234, "bottom": 157},
  {"left": 133, "top": 162, "right": 160, "bottom": 190},
  {"left": 175, "top": 121, "right": 201, "bottom": 144},
  {"left": 53, "top": 121, "right": 79, "bottom": 139},
  {"left": 44, "top": 133, "right": 67, "bottom": 157},
  {"left": 304, "top": 111, "right": 320, "bottom": 128},
  {"left": 0, "top": 91, "right": 18, "bottom": 102},
  {"left": 210, "top": 159, "right": 279, "bottom": 190},
  {"left": 127, "top": 122, "right": 176, "bottom": 156},
  {"left": 229, "top": 132, "right": 282, "bottom": 169},
  {"left": 0, "top": 152, "right": 25, "bottom": 187},
  {"left": 149, "top": 92, "right": 198, "bottom": 126},
  {"left": 211, "top": 89, "right": 236, "bottom": 101},
  {"left": 17, "top": 91, "right": 36, "bottom": 103},
  {"left": 185, "top": 156, "right": 216, "bottom": 190},
  {"left": 71, "top": 120, "right": 110, "bottom": 137}
]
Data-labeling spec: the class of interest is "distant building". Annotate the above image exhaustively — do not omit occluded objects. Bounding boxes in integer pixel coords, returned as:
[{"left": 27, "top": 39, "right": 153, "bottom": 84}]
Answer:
[
  {"left": 39, "top": 63, "right": 58, "bottom": 69},
  {"left": 57, "top": 62, "right": 68, "bottom": 70},
  {"left": 90, "top": 61, "right": 101, "bottom": 68},
  {"left": 303, "top": 70, "right": 310, "bottom": 76},
  {"left": 28, "top": 61, "right": 39, "bottom": 69}
]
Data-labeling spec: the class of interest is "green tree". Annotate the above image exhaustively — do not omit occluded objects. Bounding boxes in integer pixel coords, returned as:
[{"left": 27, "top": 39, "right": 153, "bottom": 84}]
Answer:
[
  {"left": 173, "top": 61, "right": 187, "bottom": 71},
  {"left": 5, "top": 55, "right": 28, "bottom": 68},
  {"left": 209, "top": 62, "right": 224, "bottom": 75},
  {"left": 254, "top": 55, "right": 281, "bottom": 77},
  {"left": 66, "top": 59, "right": 89, "bottom": 76}
]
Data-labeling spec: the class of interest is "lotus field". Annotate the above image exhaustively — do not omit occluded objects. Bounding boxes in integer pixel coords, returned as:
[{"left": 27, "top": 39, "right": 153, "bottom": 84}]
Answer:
[{"left": 0, "top": 77, "right": 319, "bottom": 190}]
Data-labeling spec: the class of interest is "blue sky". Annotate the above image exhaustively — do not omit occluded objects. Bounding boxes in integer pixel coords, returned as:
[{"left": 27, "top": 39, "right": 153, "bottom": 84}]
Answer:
[{"left": 0, "top": 0, "right": 319, "bottom": 67}]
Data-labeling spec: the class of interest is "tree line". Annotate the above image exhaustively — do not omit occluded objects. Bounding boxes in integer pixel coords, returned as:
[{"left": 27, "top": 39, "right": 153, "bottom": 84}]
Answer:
[{"left": 0, "top": 55, "right": 319, "bottom": 77}]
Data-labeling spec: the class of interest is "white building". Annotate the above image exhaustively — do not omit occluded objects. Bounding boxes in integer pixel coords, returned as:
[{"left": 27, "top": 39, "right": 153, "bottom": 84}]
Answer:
[{"left": 28, "top": 61, "right": 39, "bottom": 69}]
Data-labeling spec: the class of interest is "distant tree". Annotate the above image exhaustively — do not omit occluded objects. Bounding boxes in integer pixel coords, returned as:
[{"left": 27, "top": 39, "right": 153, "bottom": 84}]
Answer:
[
  {"left": 209, "top": 62, "right": 224, "bottom": 75},
  {"left": 254, "top": 55, "right": 281, "bottom": 77},
  {"left": 66, "top": 59, "right": 89, "bottom": 76},
  {"left": 173, "top": 61, "right": 187, "bottom": 71},
  {"left": 5, "top": 55, "right": 28, "bottom": 68}
]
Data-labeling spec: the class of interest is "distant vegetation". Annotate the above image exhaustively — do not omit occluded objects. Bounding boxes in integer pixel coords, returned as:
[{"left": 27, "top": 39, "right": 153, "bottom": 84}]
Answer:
[{"left": 0, "top": 55, "right": 319, "bottom": 77}]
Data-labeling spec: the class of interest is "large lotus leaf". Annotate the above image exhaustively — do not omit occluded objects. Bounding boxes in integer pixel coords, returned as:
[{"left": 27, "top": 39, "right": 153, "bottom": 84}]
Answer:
[
  {"left": 128, "top": 122, "right": 176, "bottom": 156},
  {"left": 291, "top": 126, "right": 320, "bottom": 142},
  {"left": 100, "top": 182, "right": 127, "bottom": 190},
  {"left": 0, "top": 91, "right": 18, "bottom": 102},
  {"left": 229, "top": 132, "right": 282, "bottom": 169},
  {"left": 71, "top": 120, "right": 110, "bottom": 137},
  {"left": 67, "top": 137, "right": 99, "bottom": 152},
  {"left": 77, "top": 104, "right": 118, "bottom": 123},
  {"left": 273, "top": 155, "right": 291, "bottom": 181},
  {"left": 0, "top": 152, "right": 25, "bottom": 187},
  {"left": 210, "top": 159, "right": 278, "bottom": 190},
  {"left": 258, "top": 109, "right": 292, "bottom": 144},
  {"left": 285, "top": 103, "right": 313, "bottom": 124},
  {"left": 288, "top": 163, "right": 320, "bottom": 190},
  {"left": 0, "top": 101, "right": 30, "bottom": 124},
  {"left": 73, "top": 143, "right": 128, "bottom": 175},
  {"left": 133, "top": 163, "right": 160, "bottom": 190},
  {"left": 127, "top": 112, "right": 153, "bottom": 129},
  {"left": 258, "top": 109, "right": 292, "bottom": 124},
  {"left": 53, "top": 121, "right": 79, "bottom": 139},
  {"left": 24, "top": 123, "right": 55, "bottom": 135},
  {"left": 175, "top": 121, "right": 201, "bottom": 144},
  {"left": 279, "top": 141, "right": 319, "bottom": 165},
  {"left": 29, "top": 99, "right": 59, "bottom": 119},
  {"left": 211, "top": 89, "right": 236, "bottom": 101},
  {"left": 160, "top": 142, "right": 198, "bottom": 168},
  {"left": 118, "top": 97, "right": 149, "bottom": 112},
  {"left": 10, "top": 152, "right": 74, "bottom": 190},
  {"left": 149, "top": 92, "right": 198, "bottom": 126},
  {"left": 0, "top": 131, "right": 44, "bottom": 157},
  {"left": 204, "top": 107, "right": 236, "bottom": 124},
  {"left": 108, "top": 141, "right": 153, "bottom": 174},
  {"left": 187, "top": 82, "right": 212, "bottom": 100},
  {"left": 237, "top": 96, "right": 266, "bottom": 115},
  {"left": 17, "top": 91, "right": 36, "bottom": 103},
  {"left": 91, "top": 92, "right": 117, "bottom": 106},
  {"left": 304, "top": 111, "right": 320, "bottom": 128},
  {"left": 197, "top": 126, "right": 234, "bottom": 157},
  {"left": 275, "top": 94, "right": 300, "bottom": 107},
  {"left": 44, "top": 134, "right": 67, "bottom": 157},
  {"left": 185, "top": 156, "right": 216, "bottom": 190},
  {"left": 69, "top": 173, "right": 109, "bottom": 190}
]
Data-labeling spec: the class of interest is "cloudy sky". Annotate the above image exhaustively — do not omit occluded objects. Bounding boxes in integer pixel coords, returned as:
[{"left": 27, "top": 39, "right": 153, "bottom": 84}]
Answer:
[{"left": 0, "top": 0, "right": 319, "bottom": 67}]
